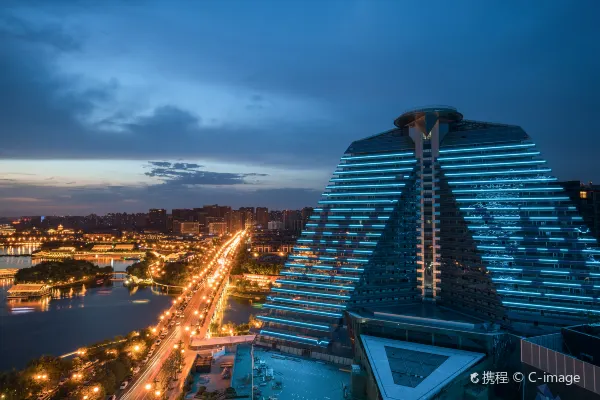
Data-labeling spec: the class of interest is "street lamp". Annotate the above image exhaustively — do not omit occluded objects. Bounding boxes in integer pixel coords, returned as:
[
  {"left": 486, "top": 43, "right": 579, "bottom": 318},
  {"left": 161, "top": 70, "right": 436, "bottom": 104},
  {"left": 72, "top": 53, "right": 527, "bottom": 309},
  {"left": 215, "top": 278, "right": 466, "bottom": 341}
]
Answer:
[
  {"left": 145, "top": 383, "right": 152, "bottom": 390},
  {"left": 93, "top": 387, "right": 99, "bottom": 393}
]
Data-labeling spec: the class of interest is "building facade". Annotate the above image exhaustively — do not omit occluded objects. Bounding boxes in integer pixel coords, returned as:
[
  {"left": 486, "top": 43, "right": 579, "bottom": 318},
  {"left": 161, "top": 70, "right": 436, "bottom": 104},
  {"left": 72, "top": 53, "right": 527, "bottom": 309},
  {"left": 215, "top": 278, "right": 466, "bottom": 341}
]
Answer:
[
  {"left": 173, "top": 221, "right": 199, "bottom": 235},
  {"left": 559, "top": 181, "right": 600, "bottom": 242},
  {"left": 256, "top": 207, "right": 269, "bottom": 228},
  {"left": 259, "top": 106, "right": 600, "bottom": 351}
]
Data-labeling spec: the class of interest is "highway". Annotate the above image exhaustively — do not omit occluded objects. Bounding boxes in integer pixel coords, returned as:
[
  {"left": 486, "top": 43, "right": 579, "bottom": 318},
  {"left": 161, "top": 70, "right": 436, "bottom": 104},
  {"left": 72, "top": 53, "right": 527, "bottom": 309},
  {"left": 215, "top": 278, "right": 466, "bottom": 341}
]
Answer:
[{"left": 119, "top": 231, "right": 244, "bottom": 400}]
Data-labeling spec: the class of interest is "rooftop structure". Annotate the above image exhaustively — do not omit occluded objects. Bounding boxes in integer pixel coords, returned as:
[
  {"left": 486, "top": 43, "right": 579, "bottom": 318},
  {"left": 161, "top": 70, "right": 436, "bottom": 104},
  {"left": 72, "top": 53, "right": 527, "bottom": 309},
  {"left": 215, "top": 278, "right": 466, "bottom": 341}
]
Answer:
[
  {"left": 259, "top": 106, "right": 600, "bottom": 352},
  {"left": 360, "top": 335, "right": 484, "bottom": 400}
]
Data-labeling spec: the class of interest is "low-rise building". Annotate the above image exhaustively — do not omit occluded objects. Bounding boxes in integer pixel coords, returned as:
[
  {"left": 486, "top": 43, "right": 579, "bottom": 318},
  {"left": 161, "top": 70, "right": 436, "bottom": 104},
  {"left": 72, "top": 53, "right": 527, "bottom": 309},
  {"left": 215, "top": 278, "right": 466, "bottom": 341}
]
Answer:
[{"left": 92, "top": 244, "right": 113, "bottom": 251}]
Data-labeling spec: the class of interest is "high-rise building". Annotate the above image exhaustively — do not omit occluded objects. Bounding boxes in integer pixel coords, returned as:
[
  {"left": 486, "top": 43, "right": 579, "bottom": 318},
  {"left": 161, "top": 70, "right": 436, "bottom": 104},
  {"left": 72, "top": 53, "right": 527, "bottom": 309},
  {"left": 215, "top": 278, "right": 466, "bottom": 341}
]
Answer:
[
  {"left": 148, "top": 209, "right": 167, "bottom": 232},
  {"left": 259, "top": 106, "right": 600, "bottom": 351},
  {"left": 256, "top": 207, "right": 269, "bottom": 228},
  {"left": 226, "top": 210, "right": 244, "bottom": 233},
  {"left": 559, "top": 181, "right": 600, "bottom": 241},
  {"left": 172, "top": 208, "right": 195, "bottom": 222},
  {"left": 240, "top": 207, "right": 254, "bottom": 229},
  {"left": 282, "top": 210, "right": 301, "bottom": 231}
]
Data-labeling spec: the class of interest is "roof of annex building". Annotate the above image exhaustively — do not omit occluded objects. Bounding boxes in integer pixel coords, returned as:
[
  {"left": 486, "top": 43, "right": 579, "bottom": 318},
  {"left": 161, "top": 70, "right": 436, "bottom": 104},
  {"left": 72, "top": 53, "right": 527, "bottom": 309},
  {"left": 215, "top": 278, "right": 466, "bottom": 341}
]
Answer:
[{"left": 361, "top": 334, "right": 484, "bottom": 400}]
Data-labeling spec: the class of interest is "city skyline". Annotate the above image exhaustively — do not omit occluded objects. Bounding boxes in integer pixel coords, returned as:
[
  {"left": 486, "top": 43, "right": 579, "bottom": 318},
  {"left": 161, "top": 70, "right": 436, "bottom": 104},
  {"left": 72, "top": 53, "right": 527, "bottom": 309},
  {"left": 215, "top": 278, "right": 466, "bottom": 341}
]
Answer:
[{"left": 1, "top": 1, "right": 599, "bottom": 215}]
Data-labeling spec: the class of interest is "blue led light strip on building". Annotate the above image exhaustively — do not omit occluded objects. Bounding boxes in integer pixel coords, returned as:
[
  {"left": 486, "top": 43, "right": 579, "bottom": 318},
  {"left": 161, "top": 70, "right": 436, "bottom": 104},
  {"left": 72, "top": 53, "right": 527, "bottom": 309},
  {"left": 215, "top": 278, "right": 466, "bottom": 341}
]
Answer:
[
  {"left": 260, "top": 330, "right": 329, "bottom": 346},
  {"left": 341, "top": 152, "right": 414, "bottom": 160},
  {"left": 257, "top": 316, "right": 330, "bottom": 331},
  {"left": 448, "top": 178, "right": 557, "bottom": 185},
  {"left": 333, "top": 168, "right": 413, "bottom": 174},
  {"left": 338, "top": 159, "right": 417, "bottom": 167},
  {"left": 444, "top": 168, "right": 551, "bottom": 177},
  {"left": 441, "top": 160, "right": 545, "bottom": 169},
  {"left": 268, "top": 297, "right": 347, "bottom": 309},
  {"left": 326, "top": 183, "right": 405, "bottom": 189},
  {"left": 438, "top": 151, "right": 540, "bottom": 161},
  {"left": 263, "top": 304, "right": 343, "bottom": 317},
  {"left": 439, "top": 143, "right": 535, "bottom": 153},
  {"left": 271, "top": 288, "right": 351, "bottom": 299}
]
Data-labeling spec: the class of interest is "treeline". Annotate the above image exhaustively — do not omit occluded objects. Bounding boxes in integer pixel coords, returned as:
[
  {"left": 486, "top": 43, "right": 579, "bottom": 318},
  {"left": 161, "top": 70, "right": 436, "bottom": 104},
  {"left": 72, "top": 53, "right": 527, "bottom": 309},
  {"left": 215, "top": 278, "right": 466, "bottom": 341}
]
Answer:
[
  {"left": 14, "top": 260, "right": 112, "bottom": 284},
  {"left": 0, "top": 329, "right": 156, "bottom": 399},
  {"left": 230, "top": 247, "right": 282, "bottom": 276},
  {"left": 126, "top": 251, "right": 191, "bottom": 286}
]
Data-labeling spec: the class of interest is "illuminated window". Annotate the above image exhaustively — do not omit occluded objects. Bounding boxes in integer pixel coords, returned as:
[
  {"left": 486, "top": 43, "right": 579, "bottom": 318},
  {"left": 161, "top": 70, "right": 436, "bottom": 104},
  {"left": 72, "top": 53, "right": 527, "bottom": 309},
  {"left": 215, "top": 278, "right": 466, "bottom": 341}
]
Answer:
[{"left": 580, "top": 191, "right": 588, "bottom": 199}]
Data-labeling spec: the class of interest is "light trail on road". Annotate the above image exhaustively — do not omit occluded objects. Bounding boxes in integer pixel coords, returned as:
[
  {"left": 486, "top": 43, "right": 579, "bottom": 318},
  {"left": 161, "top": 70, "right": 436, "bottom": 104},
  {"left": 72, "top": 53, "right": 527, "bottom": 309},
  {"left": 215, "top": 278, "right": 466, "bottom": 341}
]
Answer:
[{"left": 119, "top": 231, "right": 244, "bottom": 400}]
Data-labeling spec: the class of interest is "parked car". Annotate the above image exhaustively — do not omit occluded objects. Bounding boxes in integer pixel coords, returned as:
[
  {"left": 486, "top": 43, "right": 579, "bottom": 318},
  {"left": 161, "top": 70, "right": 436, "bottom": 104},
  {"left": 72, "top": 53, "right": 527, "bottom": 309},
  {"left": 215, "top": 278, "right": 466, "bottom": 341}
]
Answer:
[
  {"left": 155, "top": 339, "right": 162, "bottom": 345},
  {"left": 119, "top": 381, "right": 129, "bottom": 390},
  {"left": 133, "top": 367, "right": 140, "bottom": 374}
]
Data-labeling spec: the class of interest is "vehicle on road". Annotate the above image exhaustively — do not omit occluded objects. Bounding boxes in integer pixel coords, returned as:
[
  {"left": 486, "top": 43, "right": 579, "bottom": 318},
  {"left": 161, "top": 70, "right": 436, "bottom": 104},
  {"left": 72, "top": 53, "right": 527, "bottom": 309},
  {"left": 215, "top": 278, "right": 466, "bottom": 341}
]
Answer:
[
  {"left": 119, "top": 381, "right": 128, "bottom": 390},
  {"left": 155, "top": 339, "right": 162, "bottom": 345},
  {"left": 176, "top": 321, "right": 181, "bottom": 326},
  {"left": 133, "top": 367, "right": 140, "bottom": 374}
]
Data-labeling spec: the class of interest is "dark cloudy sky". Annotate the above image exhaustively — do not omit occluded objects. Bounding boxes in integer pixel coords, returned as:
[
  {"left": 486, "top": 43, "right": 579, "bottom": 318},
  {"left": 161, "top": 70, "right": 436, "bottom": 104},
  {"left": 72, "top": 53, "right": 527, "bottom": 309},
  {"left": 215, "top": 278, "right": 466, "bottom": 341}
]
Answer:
[{"left": 1, "top": 1, "right": 599, "bottom": 216}]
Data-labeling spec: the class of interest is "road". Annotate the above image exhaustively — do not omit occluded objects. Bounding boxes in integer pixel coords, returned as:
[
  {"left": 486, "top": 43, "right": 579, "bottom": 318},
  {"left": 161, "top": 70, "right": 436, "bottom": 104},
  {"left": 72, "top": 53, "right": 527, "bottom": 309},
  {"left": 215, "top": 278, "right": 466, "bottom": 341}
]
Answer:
[{"left": 119, "top": 232, "right": 244, "bottom": 400}]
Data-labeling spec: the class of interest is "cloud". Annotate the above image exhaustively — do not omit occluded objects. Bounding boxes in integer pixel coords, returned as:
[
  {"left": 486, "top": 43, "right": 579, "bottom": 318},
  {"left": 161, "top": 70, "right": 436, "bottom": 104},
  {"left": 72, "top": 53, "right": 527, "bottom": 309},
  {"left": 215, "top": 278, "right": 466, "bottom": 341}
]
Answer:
[{"left": 144, "top": 162, "right": 267, "bottom": 186}]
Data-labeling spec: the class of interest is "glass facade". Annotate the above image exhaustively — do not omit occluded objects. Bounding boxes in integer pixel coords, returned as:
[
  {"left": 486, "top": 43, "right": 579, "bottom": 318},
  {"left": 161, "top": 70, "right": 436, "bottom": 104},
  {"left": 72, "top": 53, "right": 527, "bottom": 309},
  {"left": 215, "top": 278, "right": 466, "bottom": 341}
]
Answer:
[{"left": 259, "top": 106, "right": 600, "bottom": 348}]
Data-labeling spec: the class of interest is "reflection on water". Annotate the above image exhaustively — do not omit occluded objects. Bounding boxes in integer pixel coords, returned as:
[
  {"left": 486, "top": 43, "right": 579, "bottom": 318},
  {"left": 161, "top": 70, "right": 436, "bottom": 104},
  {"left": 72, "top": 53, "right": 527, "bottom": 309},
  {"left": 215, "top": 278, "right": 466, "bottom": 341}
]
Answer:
[
  {"left": 0, "top": 246, "right": 174, "bottom": 371},
  {"left": 0, "top": 283, "right": 173, "bottom": 370},
  {"left": 222, "top": 296, "right": 263, "bottom": 325}
]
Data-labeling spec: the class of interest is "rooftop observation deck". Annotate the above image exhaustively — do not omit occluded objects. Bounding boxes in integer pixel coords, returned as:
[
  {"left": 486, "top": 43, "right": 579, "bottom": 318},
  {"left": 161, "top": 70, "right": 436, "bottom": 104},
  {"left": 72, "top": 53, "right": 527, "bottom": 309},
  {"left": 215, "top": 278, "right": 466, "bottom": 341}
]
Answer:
[{"left": 394, "top": 105, "right": 463, "bottom": 127}]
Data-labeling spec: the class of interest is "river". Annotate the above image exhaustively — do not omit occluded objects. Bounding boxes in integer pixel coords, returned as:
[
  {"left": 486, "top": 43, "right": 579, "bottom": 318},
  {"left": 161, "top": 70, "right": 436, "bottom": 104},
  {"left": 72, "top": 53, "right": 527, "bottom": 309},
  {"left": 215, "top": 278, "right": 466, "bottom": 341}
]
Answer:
[{"left": 0, "top": 246, "right": 173, "bottom": 371}]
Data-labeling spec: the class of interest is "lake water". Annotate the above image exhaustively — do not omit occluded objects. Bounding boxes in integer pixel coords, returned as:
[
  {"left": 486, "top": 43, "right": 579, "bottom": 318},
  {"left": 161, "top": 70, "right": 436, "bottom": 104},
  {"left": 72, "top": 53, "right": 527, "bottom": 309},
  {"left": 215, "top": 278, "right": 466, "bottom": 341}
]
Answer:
[
  {"left": 221, "top": 296, "right": 263, "bottom": 325},
  {"left": 0, "top": 246, "right": 172, "bottom": 371}
]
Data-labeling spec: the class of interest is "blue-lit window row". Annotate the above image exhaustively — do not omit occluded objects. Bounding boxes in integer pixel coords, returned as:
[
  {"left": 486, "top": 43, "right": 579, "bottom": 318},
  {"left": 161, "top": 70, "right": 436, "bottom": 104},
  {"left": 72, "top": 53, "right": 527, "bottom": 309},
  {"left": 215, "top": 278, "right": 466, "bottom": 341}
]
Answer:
[
  {"left": 305, "top": 223, "right": 386, "bottom": 229},
  {"left": 441, "top": 160, "right": 546, "bottom": 170},
  {"left": 326, "top": 183, "right": 405, "bottom": 189},
  {"left": 340, "top": 152, "right": 414, "bottom": 160},
  {"left": 467, "top": 225, "right": 586, "bottom": 232},
  {"left": 455, "top": 197, "right": 569, "bottom": 202},
  {"left": 330, "top": 176, "right": 402, "bottom": 182},
  {"left": 444, "top": 168, "right": 552, "bottom": 177},
  {"left": 460, "top": 206, "right": 576, "bottom": 211},
  {"left": 291, "top": 246, "right": 373, "bottom": 255},
  {"left": 452, "top": 187, "right": 563, "bottom": 194},
  {"left": 280, "top": 271, "right": 360, "bottom": 281},
  {"left": 439, "top": 143, "right": 535, "bottom": 154},
  {"left": 465, "top": 216, "right": 582, "bottom": 221},
  {"left": 337, "top": 159, "right": 417, "bottom": 167},
  {"left": 257, "top": 316, "right": 330, "bottom": 331},
  {"left": 472, "top": 235, "right": 596, "bottom": 243},
  {"left": 497, "top": 291, "right": 598, "bottom": 302},
  {"left": 296, "top": 239, "right": 377, "bottom": 246},
  {"left": 266, "top": 296, "right": 347, "bottom": 309},
  {"left": 276, "top": 279, "right": 355, "bottom": 291},
  {"left": 488, "top": 267, "right": 600, "bottom": 277},
  {"left": 259, "top": 330, "right": 330, "bottom": 346},
  {"left": 271, "top": 287, "right": 351, "bottom": 300},
  {"left": 284, "top": 263, "right": 364, "bottom": 272},
  {"left": 492, "top": 278, "right": 597, "bottom": 288},
  {"left": 502, "top": 302, "right": 600, "bottom": 315},
  {"left": 333, "top": 168, "right": 414, "bottom": 175},
  {"left": 323, "top": 191, "right": 403, "bottom": 197},
  {"left": 483, "top": 256, "right": 599, "bottom": 266},
  {"left": 301, "top": 231, "right": 382, "bottom": 238},
  {"left": 479, "top": 245, "right": 600, "bottom": 254},
  {"left": 313, "top": 207, "right": 396, "bottom": 212},
  {"left": 319, "top": 200, "right": 398, "bottom": 204},
  {"left": 438, "top": 151, "right": 540, "bottom": 162},
  {"left": 263, "top": 303, "right": 344, "bottom": 317},
  {"left": 310, "top": 215, "right": 390, "bottom": 220},
  {"left": 448, "top": 177, "right": 557, "bottom": 185}
]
